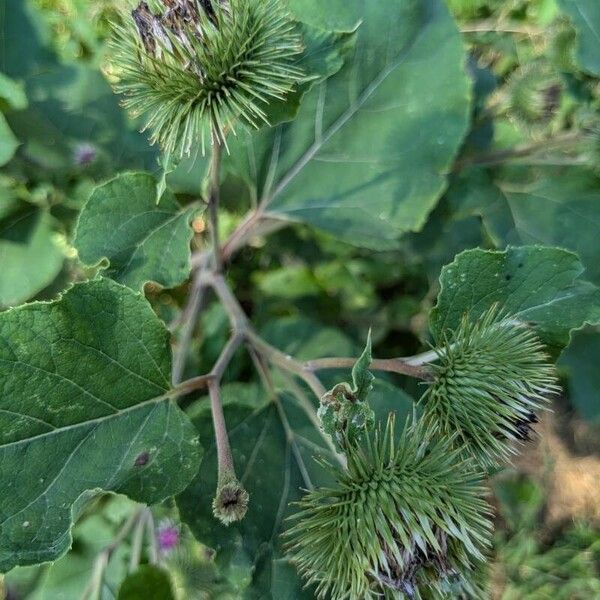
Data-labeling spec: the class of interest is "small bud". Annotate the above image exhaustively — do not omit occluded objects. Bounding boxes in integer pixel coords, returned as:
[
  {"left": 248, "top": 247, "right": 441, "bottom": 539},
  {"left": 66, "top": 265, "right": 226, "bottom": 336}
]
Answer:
[
  {"left": 212, "top": 471, "right": 249, "bottom": 526},
  {"left": 420, "top": 306, "right": 559, "bottom": 467},
  {"left": 317, "top": 333, "right": 375, "bottom": 452}
]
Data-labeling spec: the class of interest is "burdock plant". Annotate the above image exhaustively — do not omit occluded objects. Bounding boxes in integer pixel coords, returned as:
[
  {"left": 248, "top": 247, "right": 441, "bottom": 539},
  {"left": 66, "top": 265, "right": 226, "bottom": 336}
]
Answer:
[
  {"left": 420, "top": 307, "right": 559, "bottom": 468},
  {"left": 286, "top": 415, "right": 492, "bottom": 599},
  {"left": 110, "top": 0, "right": 303, "bottom": 155}
]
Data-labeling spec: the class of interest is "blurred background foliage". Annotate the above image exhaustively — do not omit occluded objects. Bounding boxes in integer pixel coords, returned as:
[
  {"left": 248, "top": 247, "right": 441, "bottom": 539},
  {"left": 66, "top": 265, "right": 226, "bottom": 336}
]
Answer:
[{"left": 1, "top": 0, "right": 599, "bottom": 598}]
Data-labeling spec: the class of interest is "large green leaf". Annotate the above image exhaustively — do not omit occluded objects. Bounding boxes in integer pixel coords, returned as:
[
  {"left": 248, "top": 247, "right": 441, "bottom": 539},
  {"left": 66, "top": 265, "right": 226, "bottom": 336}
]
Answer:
[
  {"left": 500, "top": 169, "right": 600, "bottom": 285},
  {"left": 559, "top": 327, "right": 600, "bottom": 423},
  {"left": 74, "top": 173, "right": 198, "bottom": 292},
  {"left": 559, "top": 0, "right": 600, "bottom": 76},
  {"left": 0, "top": 113, "right": 18, "bottom": 166},
  {"left": 0, "top": 279, "right": 202, "bottom": 571},
  {"left": 447, "top": 168, "right": 600, "bottom": 286},
  {"left": 0, "top": 202, "right": 64, "bottom": 308},
  {"left": 226, "top": 0, "right": 470, "bottom": 249},
  {"left": 5, "top": 496, "right": 136, "bottom": 600},
  {"left": 430, "top": 246, "right": 600, "bottom": 351},
  {"left": 285, "top": 0, "right": 362, "bottom": 31}
]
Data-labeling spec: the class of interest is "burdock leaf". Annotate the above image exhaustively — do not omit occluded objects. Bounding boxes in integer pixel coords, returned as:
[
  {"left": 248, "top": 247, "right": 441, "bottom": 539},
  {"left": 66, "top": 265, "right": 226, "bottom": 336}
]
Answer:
[
  {"left": 226, "top": 0, "right": 470, "bottom": 249},
  {"left": 351, "top": 331, "right": 373, "bottom": 401},
  {"left": 74, "top": 173, "right": 198, "bottom": 292},
  {"left": 430, "top": 246, "right": 600, "bottom": 351},
  {"left": 558, "top": 0, "right": 600, "bottom": 76},
  {"left": 0, "top": 279, "right": 202, "bottom": 571}
]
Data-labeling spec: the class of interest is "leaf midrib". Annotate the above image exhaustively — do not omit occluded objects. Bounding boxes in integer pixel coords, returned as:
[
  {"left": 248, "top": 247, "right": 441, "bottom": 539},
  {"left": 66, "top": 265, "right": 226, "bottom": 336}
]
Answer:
[
  {"left": 0, "top": 392, "right": 171, "bottom": 450},
  {"left": 262, "top": 18, "right": 429, "bottom": 207}
]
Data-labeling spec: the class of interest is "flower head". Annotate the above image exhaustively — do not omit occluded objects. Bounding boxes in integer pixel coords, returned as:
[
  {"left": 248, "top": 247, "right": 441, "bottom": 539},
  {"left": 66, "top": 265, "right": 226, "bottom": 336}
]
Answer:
[
  {"left": 286, "top": 416, "right": 491, "bottom": 599},
  {"left": 156, "top": 520, "right": 181, "bottom": 554},
  {"left": 421, "top": 306, "right": 559, "bottom": 467},
  {"left": 110, "top": 0, "right": 303, "bottom": 155}
]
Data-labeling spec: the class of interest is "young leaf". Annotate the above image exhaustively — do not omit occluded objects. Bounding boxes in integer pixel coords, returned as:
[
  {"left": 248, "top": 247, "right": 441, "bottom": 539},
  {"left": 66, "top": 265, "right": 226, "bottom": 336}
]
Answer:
[
  {"left": 0, "top": 279, "right": 202, "bottom": 571},
  {"left": 0, "top": 202, "right": 63, "bottom": 308},
  {"left": 351, "top": 332, "right": 374, "bottom": 402},
  {"left": 225, "top": 0, "right": 470, "bottom": 249},
  {"left": 430, "top": 246, "right": 600, "bottom": 352},
  {"left": 74, "top": 173, "right": 199, "bottom": 292},
  {"left": 318, "top": 333, "right": 375, "bottom": 451}
]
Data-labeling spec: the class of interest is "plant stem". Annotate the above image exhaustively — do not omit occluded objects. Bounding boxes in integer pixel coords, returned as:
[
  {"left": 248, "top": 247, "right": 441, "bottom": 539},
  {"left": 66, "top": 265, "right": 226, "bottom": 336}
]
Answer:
[
  {"left": 460, "top": 20, "right": 542, "bottom": 36},
  {"left": 128, "top": 509, "right": 148, "bottom": 572},
  {"left": 208, "top": 379, "right": 235, "bottom": 475},
  {"left": 208, "top": 136, "right": 223, "bottom": 273},
  {"left": 80, "top": 509, "right": 144, "bottom": 600},
  {"left": 244, "top": 328, "right": 327, "bottom": 397},
  {"left": 172, "top": 266, "right": 208, "bottom": 384},
  {"left": 207, "top": 272, "right": 248, "bottom": 330},
  {"left": 455, "top": 131, "right": 582, "bottom": 171},
  {"left": 305, "top": 357, "right": 431, "bottom": 380}
]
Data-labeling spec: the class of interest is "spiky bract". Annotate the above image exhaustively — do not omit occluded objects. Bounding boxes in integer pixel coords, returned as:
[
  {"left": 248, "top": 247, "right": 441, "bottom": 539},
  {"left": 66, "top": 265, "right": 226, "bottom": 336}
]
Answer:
[
  {"left": 110, "top": 0, "right": 303, "bottom": 156},
  {"left": 506, "top": 63, "right": 562, "bottom": 129},
  {"left": 286, "top": 416, "right": 491, "bottom": 600},
  {"left": 421, "top": 307, "right": 559, "bottom": 468}
]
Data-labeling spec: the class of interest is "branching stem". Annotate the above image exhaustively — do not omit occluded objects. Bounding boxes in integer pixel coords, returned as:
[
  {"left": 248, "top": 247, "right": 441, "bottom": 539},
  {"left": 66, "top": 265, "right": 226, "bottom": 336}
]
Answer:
[
  {"left": 80, "top": 508, "right": 145, "bottom": 600},
  {"left": 305, "top": 357, "right": 432, "bottom": 380}
]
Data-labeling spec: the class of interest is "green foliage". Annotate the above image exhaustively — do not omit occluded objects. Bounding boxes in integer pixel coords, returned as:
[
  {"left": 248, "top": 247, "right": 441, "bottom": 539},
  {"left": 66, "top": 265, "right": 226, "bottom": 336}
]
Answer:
[
  {"left": 74, "top": 172, "right": 198, "bottom": 291},
  {"left": 559, "top": 326, "right": 600, "bottom": 422},
  {"left": 223, "top": 0, "right": 471, "bottom": 249},
  {"left": 118, "top": 565, "right": 176, "bottom": 600},
  {"left": 430, "top": 246, "right": 600, "bottom": 353},
  {"left": 493, "top": 473, "right": 600, "bottom": 599},
  {"left": 0, "top": 202, "right": 64, "bottom": 308},
  {"left": 2, "top": 0, "right": 600, "bottom": 598},
  {"left": 422, "top": 307, "right": 558, "bottom": 467},
  {"left": 0, "top": 280, "right": 202, "bottom": 571},
  {"left": 287, "top": 415, "right": 491, "bottom": 599},
  {"left": 558, "top": 0, "right": 600, "bottom": 76}
]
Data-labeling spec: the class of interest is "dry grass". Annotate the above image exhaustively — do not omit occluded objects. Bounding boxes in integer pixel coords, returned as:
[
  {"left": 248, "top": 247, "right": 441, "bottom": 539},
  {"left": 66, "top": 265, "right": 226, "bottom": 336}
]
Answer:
[{"left": 516, "top": 413, "right": 600, "bottom": 524}]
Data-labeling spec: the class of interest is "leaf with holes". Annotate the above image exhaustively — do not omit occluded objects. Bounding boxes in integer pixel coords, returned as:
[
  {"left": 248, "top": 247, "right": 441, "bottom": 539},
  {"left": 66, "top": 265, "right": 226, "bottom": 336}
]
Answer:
[
  {"left": 0, "top": 279, "right": 202, "bottom": 571},
  {"left": 225, "top": 0, "right": 470, "bottom": 249},
  {"left": 74, "top": 173, "right": 199, "bottom": 292},
  {"left": 430, "top": 246, "right": 600, "bottom": 352}
]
